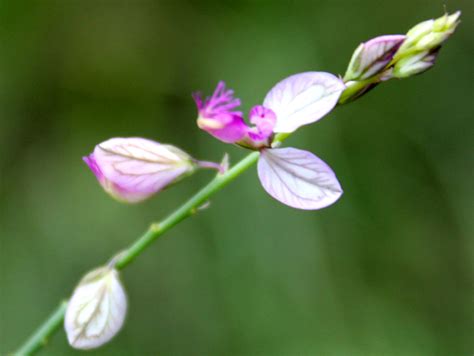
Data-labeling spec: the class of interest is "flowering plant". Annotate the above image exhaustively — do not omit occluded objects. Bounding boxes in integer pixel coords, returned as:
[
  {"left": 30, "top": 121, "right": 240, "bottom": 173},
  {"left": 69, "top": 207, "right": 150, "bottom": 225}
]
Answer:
[{"left": 14, "top": 11, "right": 460, "bottom": 354}]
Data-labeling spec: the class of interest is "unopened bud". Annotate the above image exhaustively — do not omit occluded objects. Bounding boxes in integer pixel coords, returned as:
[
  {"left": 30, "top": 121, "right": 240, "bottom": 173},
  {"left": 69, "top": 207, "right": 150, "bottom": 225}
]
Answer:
[
  {"left": 84, "top": 137, "right": 196, "bottom": 203},
  {"left": 344, "top": 35, "right": 405, "bottom": 81},
  {"left": 393, "top": 48, "right": 440, "bottom": 78},
  {"left": 391, "top": 11, "right": 460, "bottom": 78},
  {"left": 404, "top": 11, "right": 460, "bottom": 53},
  {"left": 64, "top": 267, "right": 127, "bottom": 350}
]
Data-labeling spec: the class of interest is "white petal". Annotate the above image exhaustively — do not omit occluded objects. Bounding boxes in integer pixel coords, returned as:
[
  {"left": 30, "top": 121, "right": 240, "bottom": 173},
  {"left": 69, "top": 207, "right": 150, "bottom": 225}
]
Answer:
[
  {"left": 257, "top": 147, "right": 343, "bottom": 210},
  {"left": 263, "top": 72, "right": 345, "bottom": 133},
  {"left": 65, "top": 267, "right": 127, "bottom": 350}
]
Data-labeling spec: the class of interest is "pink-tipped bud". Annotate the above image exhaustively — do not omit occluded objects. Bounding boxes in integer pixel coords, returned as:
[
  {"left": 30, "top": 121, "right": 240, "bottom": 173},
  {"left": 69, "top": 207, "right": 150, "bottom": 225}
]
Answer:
[
  {"left": 84, "top": 137, "right": 196, "bottom": 203},
  {"left": 344, "top": 35, "right": 406, "bottom": 81}
]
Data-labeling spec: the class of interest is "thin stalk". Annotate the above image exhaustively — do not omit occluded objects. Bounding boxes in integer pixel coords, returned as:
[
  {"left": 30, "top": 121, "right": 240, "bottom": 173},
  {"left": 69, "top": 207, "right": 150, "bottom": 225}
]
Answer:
[
  {"left": 14, "top": 302, "right": 68, "bottom": 356},
  {"left": 115, "top": 151, "right": 260, "bottom": 269},
  {"left": 13, "top": 151, "right": 260, "bottom": 355},
  {"left": 338, "top": 78, "right": 376, "bottom": 104}
]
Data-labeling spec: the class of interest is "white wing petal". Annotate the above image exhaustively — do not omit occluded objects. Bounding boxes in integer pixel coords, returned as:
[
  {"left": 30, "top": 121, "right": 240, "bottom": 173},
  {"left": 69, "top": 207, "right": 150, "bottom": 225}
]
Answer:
[
  {"left": 257, "top": 148, "right": 343, "bottom": 210},
  {"left": 263, "top": 72, "right": 345, "bottom": 133},
  {"left": 65, "top": 267, "right": 127, "bottom": 350}
]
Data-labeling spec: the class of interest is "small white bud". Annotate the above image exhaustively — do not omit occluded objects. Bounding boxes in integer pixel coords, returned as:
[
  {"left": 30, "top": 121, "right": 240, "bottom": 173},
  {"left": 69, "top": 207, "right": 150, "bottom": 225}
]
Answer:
[{"left": 64, "top": 267, "right": 127, "bottom": 350}]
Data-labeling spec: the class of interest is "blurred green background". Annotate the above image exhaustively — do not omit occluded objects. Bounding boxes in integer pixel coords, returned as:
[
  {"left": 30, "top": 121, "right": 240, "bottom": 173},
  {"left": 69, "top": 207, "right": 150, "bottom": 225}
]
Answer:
[{"left": 1, "top": 0, "right": 473, "bottom": 355}]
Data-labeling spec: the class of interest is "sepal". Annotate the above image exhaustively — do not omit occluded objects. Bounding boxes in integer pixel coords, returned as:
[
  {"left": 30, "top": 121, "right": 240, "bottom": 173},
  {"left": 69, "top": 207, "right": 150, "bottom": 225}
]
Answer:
[{"left": 344, "top": 35, "right": 405, "bottom": 81}]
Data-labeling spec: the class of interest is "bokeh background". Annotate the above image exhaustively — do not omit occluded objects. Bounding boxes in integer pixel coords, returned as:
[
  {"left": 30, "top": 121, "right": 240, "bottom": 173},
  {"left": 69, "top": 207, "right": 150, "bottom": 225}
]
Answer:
[{"left": 1, "top": 0, "right": 473, "bottom": 355}]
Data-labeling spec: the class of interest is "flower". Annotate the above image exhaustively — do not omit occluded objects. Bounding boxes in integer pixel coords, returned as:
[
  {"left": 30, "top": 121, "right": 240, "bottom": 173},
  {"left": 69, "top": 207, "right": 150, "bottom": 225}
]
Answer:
[
  {"left": 195, "top": 72, "right": 346, "bottom": 210},
  {"left": 84, "top": 137, "right": 222, "bottom": 203},
  {"left": 64, "top": 266, "right": 127, "bottom": 350}
]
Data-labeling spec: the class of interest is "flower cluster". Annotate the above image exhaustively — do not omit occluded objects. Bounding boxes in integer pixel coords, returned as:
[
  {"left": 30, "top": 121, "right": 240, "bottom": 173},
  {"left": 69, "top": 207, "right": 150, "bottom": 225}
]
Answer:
[
  {"left": 392, "top": 11, "right": 460, "bottom": 78},
  {"left": 341, "top": 11, "right": 460, "bottom": 103}
]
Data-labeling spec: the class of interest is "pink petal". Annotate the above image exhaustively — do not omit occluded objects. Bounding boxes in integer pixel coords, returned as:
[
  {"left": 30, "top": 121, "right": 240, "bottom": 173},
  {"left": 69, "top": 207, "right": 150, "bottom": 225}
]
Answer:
[
  {"left": 257, "top": 147, "right": 343, "bottom": 210},
  {"left": 263, "top": 72, "right": 345, "bottom": 133},
  {"left": 92, "top": 138, "right": 195, "bottom": 203}
]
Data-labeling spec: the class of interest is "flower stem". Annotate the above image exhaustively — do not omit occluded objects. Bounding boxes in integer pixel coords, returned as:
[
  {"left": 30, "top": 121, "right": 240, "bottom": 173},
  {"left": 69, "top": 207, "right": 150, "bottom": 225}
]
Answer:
[
  {"left": 338, "top": 79, "right": 375, "bottom": 104},
  {"left": 115, "top": 151, "right": 260, "bottom": 269},
  {"left": 13, "top": 151, "right": 260, "bottom": 355},
  {"left": 14, "top": 301, "right": 68, "bottom": 356}
]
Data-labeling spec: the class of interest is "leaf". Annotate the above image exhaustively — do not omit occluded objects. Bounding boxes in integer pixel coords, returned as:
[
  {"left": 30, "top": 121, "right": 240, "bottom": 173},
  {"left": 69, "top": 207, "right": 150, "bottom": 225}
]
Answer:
[
  {"left": 263, "top": 72, "right": 345, "bottom": 133},
  {"left": 92, "top": 137, "right": 195, "bottom": 203},
  {"left": 257, "top": 147, "right": 343, "bottom": 210},
  {"left": 64, "top": 267, "right": 127, "bottom": 350}
]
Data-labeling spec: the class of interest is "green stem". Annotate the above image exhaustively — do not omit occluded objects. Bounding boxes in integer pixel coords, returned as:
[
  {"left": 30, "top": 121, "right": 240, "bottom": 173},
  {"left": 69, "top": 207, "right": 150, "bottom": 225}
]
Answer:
[
  {"left": 13, "top": 302, "right": 68, "bottom": 356},
  {"left": 115, "top": 151, "right": 260, "bottom": 269},
  {"left": 338, "top": 79, "right": 376, "bottom": 104},
  {"left": 13, "top": 151, "right": 260, "bottom": 355}
]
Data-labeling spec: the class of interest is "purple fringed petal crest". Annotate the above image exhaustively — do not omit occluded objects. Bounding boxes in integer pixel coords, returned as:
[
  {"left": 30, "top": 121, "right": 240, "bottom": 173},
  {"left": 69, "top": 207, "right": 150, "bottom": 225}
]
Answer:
[
  {"left": 263, "top": 72, "right": 345, "bottom": 133},
  {"left": 344, "top": 34, "right": 406, "bottom": 81},
  {"left": 84, "top": 138, "right": 196, "bottom": 203},
  {"left": 257, "top": 147, "right": 343, "bottom": 210},
  {"left": 194, "top": 81, "right": 247, "bottom": 143}
]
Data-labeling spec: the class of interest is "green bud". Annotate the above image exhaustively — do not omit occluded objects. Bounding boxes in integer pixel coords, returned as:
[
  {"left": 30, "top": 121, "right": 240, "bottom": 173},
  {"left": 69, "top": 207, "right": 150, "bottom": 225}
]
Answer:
[
  {"left": 392, "top": 48, "right": 439, "bottom": 78},
  {"left": 391, "top": 11, "right": 460, "bottom": 78},
  {"left": 394, "top": 11, "right": 460, "bottom": 61}
]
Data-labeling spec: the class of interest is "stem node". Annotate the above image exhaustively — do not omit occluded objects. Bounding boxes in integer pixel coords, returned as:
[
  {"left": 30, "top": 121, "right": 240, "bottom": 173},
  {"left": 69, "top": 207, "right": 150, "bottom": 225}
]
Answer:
[{"left": 150, "top": 223, "right": 161, "bottom": 233}]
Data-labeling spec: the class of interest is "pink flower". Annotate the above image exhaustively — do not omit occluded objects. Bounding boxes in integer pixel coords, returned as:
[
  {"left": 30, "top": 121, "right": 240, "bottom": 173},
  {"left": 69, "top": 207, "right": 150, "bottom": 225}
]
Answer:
[{"left": 195, "top": 72, "right": 346, "bottom": 210}]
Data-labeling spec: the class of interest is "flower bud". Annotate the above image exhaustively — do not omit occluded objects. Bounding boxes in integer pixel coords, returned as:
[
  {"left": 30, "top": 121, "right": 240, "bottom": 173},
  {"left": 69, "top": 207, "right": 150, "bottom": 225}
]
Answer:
[
  {"left": 84, "top": 137, "right": 197, "bottom": 203},
  {"left": 344, "top": 35, "right": 405, "bottom": 81},
  {"left": 64, "top": 267, "right": 127, "bottom": 350},
  {"left": 392, "top": 48, "right": 440, "bottom": 78},
  {"left": 399, "top": 11, "right": 460, "bottom": 54},
  {"left": 391, "top": 11, "right": 460, "bottom": 78}
]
